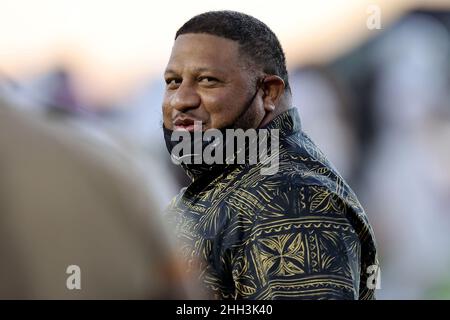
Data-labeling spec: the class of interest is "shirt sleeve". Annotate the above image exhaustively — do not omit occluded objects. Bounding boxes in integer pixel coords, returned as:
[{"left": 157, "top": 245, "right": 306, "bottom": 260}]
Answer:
[{"left": 228, "top": 184, "right": 365, "bottom": 300}]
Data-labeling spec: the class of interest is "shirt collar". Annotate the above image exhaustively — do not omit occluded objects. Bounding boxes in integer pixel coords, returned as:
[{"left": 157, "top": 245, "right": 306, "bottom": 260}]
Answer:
[{"left": 181, "top": 107, "right": 302, "bottom": 181}]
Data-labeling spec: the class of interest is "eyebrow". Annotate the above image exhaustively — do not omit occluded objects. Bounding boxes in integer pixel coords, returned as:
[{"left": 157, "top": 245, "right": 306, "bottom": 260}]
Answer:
[{"left": 164, "top": 66, "right": 226, "bottom": 76}]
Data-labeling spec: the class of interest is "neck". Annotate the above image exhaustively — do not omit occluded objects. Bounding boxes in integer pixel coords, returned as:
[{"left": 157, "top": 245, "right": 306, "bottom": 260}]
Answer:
[{"left": 259, "top": 95, "right": 291, "bottom": 128}]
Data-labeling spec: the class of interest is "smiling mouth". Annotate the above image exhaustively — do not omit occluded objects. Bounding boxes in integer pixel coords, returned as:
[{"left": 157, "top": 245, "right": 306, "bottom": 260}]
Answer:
[{"left": 173, "top": 118, "right": 204, "bottom": 132}]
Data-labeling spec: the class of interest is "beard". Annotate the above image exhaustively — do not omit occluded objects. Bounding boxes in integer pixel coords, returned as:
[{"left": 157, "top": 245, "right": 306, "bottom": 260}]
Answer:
[
  {"left": 163, "top": 81, "right": 263, "bottom": 165},
  {"left": 219, "top": 83, "right": 264, "bottom": 130}
]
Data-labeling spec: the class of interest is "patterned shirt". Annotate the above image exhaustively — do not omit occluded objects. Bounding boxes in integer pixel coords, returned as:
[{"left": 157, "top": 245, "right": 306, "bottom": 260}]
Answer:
[{"left": 166, "top": 108, "right": 378, "bottom": 300}]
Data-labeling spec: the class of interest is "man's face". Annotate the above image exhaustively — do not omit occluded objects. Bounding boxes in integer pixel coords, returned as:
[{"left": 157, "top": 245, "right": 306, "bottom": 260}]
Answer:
[{"left": 162, "top": 33, "right": 265, "bottom": 131}]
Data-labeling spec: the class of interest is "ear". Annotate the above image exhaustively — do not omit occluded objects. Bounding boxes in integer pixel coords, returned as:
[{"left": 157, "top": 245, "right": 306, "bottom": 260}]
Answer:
[{"left": 261, "top": 75, "right": 285, "bottom": 112}]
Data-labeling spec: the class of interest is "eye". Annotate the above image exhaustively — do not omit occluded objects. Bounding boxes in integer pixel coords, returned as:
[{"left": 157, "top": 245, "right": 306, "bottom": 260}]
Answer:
[
  {"left": 165, "top": 78, "right": 181, "bottom": 89},
  {"left": 198, "top": 76, "right": 219, "bottom": 85}
]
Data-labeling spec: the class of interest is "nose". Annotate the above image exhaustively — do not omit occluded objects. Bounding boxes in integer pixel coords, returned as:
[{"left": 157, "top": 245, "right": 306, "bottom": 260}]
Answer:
[{"left": 169, "top": 82, "right": 201, "bottom": 113}]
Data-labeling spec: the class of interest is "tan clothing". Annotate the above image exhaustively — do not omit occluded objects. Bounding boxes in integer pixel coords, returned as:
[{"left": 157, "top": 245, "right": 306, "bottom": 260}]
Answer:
[{"left": 0, "top": 99, "right": 181, "bottom": 299}]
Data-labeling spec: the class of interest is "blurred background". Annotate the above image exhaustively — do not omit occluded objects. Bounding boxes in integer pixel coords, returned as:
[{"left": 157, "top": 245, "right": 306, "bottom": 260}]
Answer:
[{"left": 1, "top": 0, "right": 450, "bottom": 299}]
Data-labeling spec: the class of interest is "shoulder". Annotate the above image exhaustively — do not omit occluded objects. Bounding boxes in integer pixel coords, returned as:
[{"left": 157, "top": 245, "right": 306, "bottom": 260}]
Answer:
[{"left": 235, "top": 157, "right": 371, "bottom": 238}]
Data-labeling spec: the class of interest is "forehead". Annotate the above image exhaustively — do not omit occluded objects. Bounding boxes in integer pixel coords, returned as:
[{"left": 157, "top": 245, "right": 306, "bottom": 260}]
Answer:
[{"left": 165, "top": 33, "right": 243, "bottom": 74}]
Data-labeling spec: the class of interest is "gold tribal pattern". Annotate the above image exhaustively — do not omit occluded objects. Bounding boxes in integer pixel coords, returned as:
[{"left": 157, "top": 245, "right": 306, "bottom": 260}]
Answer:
[{"left": 166, "top": 108, "right": 378, "bottom": 300}]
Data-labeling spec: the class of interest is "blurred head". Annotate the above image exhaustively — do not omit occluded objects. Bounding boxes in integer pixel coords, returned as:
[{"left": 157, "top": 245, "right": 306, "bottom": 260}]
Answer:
[{"left": 162, "top": 10, "right": 291, "bottom": 132}]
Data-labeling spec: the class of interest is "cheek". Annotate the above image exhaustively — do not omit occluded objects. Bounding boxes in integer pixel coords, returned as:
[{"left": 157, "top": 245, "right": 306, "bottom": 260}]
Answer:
[
  {"left": 205, "top": 91, "right": 241, "bottom": 127},
  {"left": 209, "top": 112, "right": 234, "bottom": 128},
  {"left": 162, "top": 95, "right": 172, "bottom": 128}
]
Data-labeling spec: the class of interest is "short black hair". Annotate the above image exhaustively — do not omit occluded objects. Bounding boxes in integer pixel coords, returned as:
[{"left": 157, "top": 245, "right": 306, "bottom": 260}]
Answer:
[{"left": 175, "top": 10, "right": 291, "bottom": 93}]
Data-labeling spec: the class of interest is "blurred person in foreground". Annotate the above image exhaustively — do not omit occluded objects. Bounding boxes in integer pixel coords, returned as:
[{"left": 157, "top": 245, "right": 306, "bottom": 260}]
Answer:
[
  {"left": 163, "top": 11, "right": 378, "bottom": 300},
  {"left": 0, "top": 97, "right": 193, "bottom": 299}
]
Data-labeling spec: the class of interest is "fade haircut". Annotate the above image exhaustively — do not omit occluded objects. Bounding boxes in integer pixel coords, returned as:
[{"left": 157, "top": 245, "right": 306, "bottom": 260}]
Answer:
[{"left": 175, "top": 10, "right": 291, "bottom": 94}]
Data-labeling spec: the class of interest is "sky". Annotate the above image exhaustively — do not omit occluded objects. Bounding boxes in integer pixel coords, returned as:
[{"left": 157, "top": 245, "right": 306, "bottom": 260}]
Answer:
[{"left": 0, "top": 0, "right": 447, "bottom": 103}]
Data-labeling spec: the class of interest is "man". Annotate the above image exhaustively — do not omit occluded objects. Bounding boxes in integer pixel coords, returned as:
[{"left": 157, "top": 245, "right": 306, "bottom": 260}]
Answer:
[
  {"left": 163, "top": 11, "right": 378, "bottom": 300},
  {"left": 0, "top": 97, "right": 192, "bottom": 299}
]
